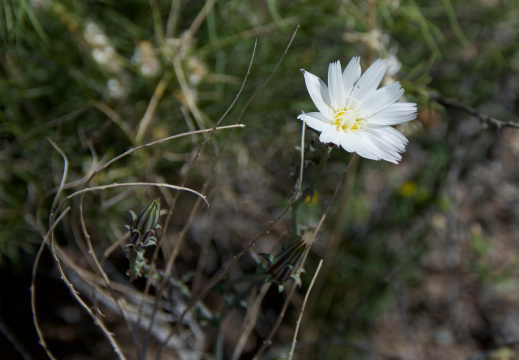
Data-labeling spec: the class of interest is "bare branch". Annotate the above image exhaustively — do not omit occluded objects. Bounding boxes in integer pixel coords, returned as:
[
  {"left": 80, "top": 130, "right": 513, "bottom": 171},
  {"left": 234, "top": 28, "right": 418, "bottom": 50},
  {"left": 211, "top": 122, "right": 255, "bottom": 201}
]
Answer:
[{"left": 430, "top": 93, "right": 519, "bottom": 130}]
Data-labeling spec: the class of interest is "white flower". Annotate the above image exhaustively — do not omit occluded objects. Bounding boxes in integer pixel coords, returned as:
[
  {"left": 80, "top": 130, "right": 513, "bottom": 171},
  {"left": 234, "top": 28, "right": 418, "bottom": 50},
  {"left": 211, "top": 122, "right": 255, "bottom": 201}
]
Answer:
[{"left": 298, "top": 57, "right": 417, "bottom": 164}]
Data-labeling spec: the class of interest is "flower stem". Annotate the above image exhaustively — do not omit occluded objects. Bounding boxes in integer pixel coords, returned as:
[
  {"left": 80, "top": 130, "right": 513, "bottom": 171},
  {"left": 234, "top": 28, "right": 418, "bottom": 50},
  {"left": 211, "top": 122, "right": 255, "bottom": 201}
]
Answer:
[{"left": 291, "top": 147, "right": 331, "bottom": 236}]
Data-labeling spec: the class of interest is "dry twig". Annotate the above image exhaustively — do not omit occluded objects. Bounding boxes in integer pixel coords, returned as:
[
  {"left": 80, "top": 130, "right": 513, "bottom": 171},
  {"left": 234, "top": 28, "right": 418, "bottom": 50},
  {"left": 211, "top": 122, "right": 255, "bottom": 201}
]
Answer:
[{"left": 431, "top": 93, "right": 519, "bottom": 130}]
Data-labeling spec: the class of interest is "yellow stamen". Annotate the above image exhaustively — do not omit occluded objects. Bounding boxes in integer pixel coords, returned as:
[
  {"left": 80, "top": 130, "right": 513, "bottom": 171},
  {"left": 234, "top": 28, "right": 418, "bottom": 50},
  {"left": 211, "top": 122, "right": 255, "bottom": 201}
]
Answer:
[{"left": 332, "top": 104, "right": 367, "bottom": 132}]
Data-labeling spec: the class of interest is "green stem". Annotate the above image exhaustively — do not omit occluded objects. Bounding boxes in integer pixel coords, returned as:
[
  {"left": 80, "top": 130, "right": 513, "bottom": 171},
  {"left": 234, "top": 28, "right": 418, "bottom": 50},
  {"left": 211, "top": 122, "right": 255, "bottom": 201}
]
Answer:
[{"left": 291, "top": 147, "right": 331, "bottom": 236}]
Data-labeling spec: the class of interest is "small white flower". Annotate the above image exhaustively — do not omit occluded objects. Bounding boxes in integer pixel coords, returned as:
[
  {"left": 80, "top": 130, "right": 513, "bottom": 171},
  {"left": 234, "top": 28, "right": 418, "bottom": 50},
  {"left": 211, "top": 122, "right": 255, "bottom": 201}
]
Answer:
[{"left": 298, "top": 57, "right": 417, "bottom": 164}]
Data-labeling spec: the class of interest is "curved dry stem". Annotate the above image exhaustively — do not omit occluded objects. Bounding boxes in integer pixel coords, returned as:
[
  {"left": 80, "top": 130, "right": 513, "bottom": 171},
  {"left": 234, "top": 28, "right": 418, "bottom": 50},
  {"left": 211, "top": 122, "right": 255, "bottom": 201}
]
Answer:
[
  {"left": 49, "top": 220, "right": 127, "bottom": 360},
  {"left": 46, "top": 181, "right": 206, "bottom": 358},
  {"left": 35, "top": 142, "right": 100, "bottom": 239},
  {"left": 31, "top": 139, "right": 72, "bottom": 360},
  {"left": 88, "top": 124, "right": 245, "bottom": 184},
  {"left": 31, "top": 208, "right": 70, "bottom": 360},
  {"left": 77, "top": 189, "right": 139, "bottom": 355},
  {"left": 47, "top": 138, "right": 69, "bottom": 214},
  {"left": 70, "top": 179, "right": 208, "bottom": 333},
  {"left": 67, "top": 182, "right": 209, "bottom": 207}
]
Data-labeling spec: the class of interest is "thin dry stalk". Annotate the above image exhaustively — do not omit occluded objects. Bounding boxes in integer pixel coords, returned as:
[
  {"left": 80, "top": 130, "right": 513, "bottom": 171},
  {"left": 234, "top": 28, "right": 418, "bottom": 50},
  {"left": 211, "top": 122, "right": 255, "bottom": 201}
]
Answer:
[
  {"left": 47, "top": 139, "right": 69, "bottom": 214},
  {"left": 232, "top": 283, "right": 272, "bottom": 360},
  {"left": 288, "top": 259, "right": 324, "bottom": 360},
  {"left": 34, "top": 129, "right": 216, "bottom": 356},
  {"left": 178, "top": 24, "right": 301, "bottom": 319},
  {"left": 139, "top": 41, "right": 257, "bottom": 356},
  {"left": 77, "top": 191, "right": 140, "bottom": 353},
  {"left": 31, "top": 139, "right": 71, "bottom": 360},
  {"left": 31, "top": 208, "right": 70, "bottom": 360},
  {"left": 70, "top": 182, "right": 208, "bottom": 206},
  {"left": 156, "top": 27, "right": 300, "bottom": 358},
  {"left": 88, "top": 124, "right": 244, "bottom": 184}
]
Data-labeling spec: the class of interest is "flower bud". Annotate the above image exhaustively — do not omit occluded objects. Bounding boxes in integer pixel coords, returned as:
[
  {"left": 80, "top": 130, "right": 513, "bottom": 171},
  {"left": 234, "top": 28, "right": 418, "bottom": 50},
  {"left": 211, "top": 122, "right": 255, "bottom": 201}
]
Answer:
[
  {"left": 124, "top": 197, "right": 161, "bottom": 248},
  {"left": 261, "top": 232, "right": 316, "bottom": 291}
]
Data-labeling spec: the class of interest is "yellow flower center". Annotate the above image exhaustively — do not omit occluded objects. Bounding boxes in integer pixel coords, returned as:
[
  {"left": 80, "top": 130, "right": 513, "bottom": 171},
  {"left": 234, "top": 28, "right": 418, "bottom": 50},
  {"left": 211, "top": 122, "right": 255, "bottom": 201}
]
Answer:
[{"left": 332, "top": 106, "right": 368, "bottom": 132}]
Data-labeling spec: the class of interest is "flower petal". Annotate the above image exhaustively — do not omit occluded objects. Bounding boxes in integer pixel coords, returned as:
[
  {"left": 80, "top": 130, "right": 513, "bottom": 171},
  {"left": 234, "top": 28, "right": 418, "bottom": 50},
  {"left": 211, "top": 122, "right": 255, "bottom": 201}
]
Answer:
[
  {"left": 328, "top": 60, "right": 346, "bottom": 108},
  {"left": 350, "top": 59, "right": 387, "bottom": 104},
  {"left": 367, "top": 126, "right": 408, "bottom": 152},
  {"left": 359, "top": 132, "right": 401, "bottom": 163},
  {"left": 298, "top": 112, "right": 332, "bottom": 132},
  {"left": 361, "top": 82, "right": 404, "bottom": 116},
  {"left": 339, "top": 132, "right": 381, "bottom": 161},
  {"left": 319, "top": 126, "right": 341, "bottom": 146},
  {"left": 338, "top": 132, "right": 364, "bottom": 155},
  {"left": 369, "top": 102, "right": 417, "bottom": 126},
  {"left": 301, "top": 69, "right": 331, "bottom": 117},
  {"left": 343, "top": 56, "right": 361, "bottom": 96}
]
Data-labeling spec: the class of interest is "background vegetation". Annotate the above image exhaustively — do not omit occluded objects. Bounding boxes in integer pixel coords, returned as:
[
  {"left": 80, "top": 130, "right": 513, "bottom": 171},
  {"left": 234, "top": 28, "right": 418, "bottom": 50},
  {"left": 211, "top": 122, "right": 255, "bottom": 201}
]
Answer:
[{"left": 2, "top": 0, "right": 519, "bottom": 359}]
